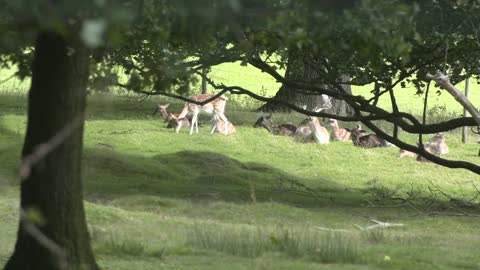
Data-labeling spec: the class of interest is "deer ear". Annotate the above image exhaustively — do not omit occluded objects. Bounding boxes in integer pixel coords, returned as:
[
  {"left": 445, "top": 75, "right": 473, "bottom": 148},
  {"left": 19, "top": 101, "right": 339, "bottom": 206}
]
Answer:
[{"left": 165, "top": 103, "right": 170, "bottom": 108}]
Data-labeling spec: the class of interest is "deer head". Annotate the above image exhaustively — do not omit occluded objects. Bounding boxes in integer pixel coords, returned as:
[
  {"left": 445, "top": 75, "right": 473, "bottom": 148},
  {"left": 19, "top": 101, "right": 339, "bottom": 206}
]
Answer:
[
  {"left": 346, "top": 126, "right": 366, "bottom": 146},
  {"left": 326, "top": 118, "right": 338, "bottom": 127},
  {"left": 253, "top": 114, "right": 274, "bottom": 133},
  {"left": 156, "top": 103, "right": 170, "bottom": 119}
]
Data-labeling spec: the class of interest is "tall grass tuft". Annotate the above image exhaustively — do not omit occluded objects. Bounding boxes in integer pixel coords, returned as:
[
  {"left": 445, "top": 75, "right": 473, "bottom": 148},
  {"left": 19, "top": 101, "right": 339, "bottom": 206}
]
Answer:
[
  {"left": 187, "top": 224, "right": 274, "bottom": 257},
  {"left": 313, "top": 232, "right": 359, "bottom": 263},
  {"left": 187, "top": 223, "right": 360, "bottom": 263},
  {"left": 362, "top": 228, "right": 386, "bottom": 244},
  {"left": 96, "top": 235, "right": 146, "bottom": 256}
]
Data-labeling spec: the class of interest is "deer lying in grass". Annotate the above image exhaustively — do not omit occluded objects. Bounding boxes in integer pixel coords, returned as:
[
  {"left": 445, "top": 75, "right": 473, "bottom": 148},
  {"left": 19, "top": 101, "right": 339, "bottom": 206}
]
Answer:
[
  {"left": 294, "top": 116, "right": 330, "bottom": 144},
  {"left": 416, "top": 133, "right": 449, "bottom": 162},
  {"left": 326, "top": 119, "right": 351, "bottom": 142},
  {"left": 427, "top": 133, "right": 449, "bottom": 155},
  {"left": 348, "top": 125, "right": 392, "bottom": 148},
  {"left": 399, "top": 149, "right": 416, "bottom": 158},
  {"left": 253, "top": 114, "right": 297, "bottom": 136},
  {"left": 294, "top": 96, "right": 332, "bottom": 144},
  {"left": 171, "top": 94, "right": 230, "bottom": 135},
  {"left": 211, "top": 113, "right": 236, "bottom": 135},
  {"left": 153, "top": 103, "right": 191, "bottom": 128}
]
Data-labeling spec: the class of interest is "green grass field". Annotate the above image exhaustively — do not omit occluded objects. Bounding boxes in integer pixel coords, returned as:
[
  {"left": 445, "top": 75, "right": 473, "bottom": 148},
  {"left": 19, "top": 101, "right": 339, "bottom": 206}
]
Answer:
[{"left": 1, "top": 63, "right": 480, "bottom": 269}]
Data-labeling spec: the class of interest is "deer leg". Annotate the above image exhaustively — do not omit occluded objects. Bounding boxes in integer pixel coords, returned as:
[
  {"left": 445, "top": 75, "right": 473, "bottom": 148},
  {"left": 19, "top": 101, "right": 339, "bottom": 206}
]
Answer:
[
  {"left": 195, "top": 115, "right": 199, "bottom": 133},
  {"left": 175, "top": 120, "right": 183, "bottom": 134},
  {"left": 190, "top": 112, "right": 198, "bottom": 135},
  {"left": 211, "top": 113, "right": 220, "bottom": 134},
  {"left": 217, "top": 112, "right": 229, "bottom": 135},
  {"left": 210, "top": 122, "right": 217, "bottom": 134}
]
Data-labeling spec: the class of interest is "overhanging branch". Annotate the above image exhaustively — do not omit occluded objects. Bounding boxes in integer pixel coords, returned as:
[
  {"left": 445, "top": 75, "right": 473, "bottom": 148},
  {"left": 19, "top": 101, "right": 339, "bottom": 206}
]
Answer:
[{"left": 426, "top": 71, "right": 480, "bottom": 126}]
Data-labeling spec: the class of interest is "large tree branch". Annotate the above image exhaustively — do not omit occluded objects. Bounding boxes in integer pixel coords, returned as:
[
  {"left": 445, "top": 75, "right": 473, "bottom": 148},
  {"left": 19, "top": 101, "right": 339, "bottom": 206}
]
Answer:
[
  {"left": 426, "top": 72, "right": 480, "bottom": 126},
  {"left": 362, "top": 119, "right": 480, "bottom": 174}
]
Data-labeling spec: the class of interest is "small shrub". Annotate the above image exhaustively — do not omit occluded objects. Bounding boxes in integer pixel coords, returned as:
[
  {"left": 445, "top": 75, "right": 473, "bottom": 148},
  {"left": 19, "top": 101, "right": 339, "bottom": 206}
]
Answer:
[{"left": 426, "top": 105, "right": 460, "bottom": 123}]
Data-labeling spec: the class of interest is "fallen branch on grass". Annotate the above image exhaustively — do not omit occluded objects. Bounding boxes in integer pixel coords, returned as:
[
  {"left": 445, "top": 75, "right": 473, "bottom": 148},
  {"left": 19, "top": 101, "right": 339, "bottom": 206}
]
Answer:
[
  {"left": 353, "top": 219, "right": 404, "bottom": 231},
  {"left": 95, "top": 143, "right": 115, "bottom": 150},
  {"left": 315, "top": 226, "right": 352, "bottom": 232},
  {"left": 108, "top": 128, "right": 134, "bottom": 135},
  {"left": 316, "top": 219, "right": 405, "bottom": 233}
]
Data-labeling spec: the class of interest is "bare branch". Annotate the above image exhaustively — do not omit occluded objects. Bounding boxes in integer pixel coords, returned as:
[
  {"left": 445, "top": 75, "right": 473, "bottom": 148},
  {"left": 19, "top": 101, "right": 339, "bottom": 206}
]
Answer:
[{"left": 20, "top": 209, "right": 67, "bottom": 270}]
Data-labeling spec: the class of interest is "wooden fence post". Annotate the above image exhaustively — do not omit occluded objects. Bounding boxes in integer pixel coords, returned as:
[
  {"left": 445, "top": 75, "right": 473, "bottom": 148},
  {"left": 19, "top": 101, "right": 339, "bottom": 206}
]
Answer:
[{"left": 462, "top": 78, "right": 470, "bottom": 143}]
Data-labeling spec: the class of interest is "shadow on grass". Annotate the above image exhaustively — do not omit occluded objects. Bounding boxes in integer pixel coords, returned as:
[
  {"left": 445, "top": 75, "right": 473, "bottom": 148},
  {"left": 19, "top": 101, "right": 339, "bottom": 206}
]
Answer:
[{"left": 83, "top": 148, "right": 361, "bottom": 208}]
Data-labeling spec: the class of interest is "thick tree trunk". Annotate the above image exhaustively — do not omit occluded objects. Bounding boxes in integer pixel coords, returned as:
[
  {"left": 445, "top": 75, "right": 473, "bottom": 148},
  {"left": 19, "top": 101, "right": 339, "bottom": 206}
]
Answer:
[
  {"left": 257, "top": 57, "right": 353, "bottom": 116},
  {"left": 4, "top": 32, "right": 98, "bottom": 270},
  {"left": 201, "top": 67, "right": 208, "bottom": 94}
]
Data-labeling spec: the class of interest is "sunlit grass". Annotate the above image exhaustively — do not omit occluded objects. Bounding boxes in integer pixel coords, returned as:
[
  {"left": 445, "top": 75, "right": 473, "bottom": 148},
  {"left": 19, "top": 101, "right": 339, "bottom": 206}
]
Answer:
[{"left": 1, "top": 64, "right": 480, "bottom": 269}]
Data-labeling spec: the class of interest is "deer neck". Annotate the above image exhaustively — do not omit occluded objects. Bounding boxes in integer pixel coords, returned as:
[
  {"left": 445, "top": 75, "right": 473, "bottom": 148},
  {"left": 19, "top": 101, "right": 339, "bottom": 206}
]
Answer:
[
  {"left": 160, "top": 109, "right": 169, "bottom": 121},
  {"left": 331, "top": 122, "right": 339, "bottom": 131},
  {"left": 177, "top": 105, "right": 191, "bottom": 119}
]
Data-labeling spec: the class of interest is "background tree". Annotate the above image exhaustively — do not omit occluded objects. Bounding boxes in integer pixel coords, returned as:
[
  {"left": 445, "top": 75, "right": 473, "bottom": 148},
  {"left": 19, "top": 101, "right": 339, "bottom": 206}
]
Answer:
[{"left": 1, "top": 1, "right": 138, "bottom": 269}]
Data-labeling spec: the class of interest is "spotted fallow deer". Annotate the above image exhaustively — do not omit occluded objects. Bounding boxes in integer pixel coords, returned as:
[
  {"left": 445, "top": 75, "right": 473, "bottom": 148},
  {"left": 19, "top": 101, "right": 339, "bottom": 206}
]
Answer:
[
  {"left": 153, "top": 103, "right": 191, "bottom": 128},
  {"left": 348, "top": 125, "right": 392, "bottom": 148},
  {"left": 326, "top": 119, "right": 351, "bottom": 142},
  {"left": 427, "top": 133, "right": 449, "bottom": 155},
  {"left": 416, "top": 133, "right": 449, "bottom": 162},
  {"left": 399, "top": 149, "right": 416, "bottom": 158},
  {"left": 172, "top": 94, "right": 229, "bottom": 135},
  {"left": 211, "top": 112, "right": 236, "bottom": 135},
  {"left": 294, "top": 95, "right": 331, "bottom": 144},
  {"left": 253, "top": 114, "right": 297, "bottom": 136}
]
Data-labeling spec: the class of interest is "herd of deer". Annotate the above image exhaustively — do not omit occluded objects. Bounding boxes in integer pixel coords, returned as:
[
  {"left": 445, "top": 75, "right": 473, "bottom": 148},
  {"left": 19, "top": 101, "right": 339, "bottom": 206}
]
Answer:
[{"left": 153, "top": 93, "right": 449, "bottom": 162}]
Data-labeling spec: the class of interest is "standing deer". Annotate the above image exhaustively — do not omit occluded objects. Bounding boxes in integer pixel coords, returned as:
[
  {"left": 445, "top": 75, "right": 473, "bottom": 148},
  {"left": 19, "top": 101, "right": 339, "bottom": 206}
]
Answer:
[
  {"left": 348, "top": 125, "right": 392, "bottom": 148},
  {"left": 153, "top": 103, "right": 191, "bottom": 128},
  {"left": 253, "top": 114, "right": 297, "bottom": 136},
  {"left": 326, "top": 119, "right": 351, "bottom": 142},
  {"left": 171, "top": 94, "right": 230, "bottom": 135}
]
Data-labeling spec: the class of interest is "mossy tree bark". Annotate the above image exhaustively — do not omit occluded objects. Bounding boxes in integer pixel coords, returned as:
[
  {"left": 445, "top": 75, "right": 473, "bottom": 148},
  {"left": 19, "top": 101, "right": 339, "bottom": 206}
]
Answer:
[{"left": 4, "top": 31, "right": 98, "bottom": 270}]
